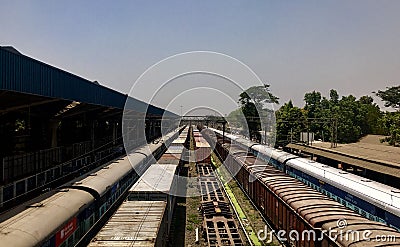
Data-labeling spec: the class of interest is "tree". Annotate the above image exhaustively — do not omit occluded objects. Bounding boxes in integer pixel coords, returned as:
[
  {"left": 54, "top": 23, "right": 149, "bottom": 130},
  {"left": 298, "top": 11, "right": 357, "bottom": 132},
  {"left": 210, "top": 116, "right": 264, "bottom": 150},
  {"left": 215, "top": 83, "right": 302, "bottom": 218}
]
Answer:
[
  {"left": 375, "top": 85, "right": 400, "bottom": 109},
  {"left": 358, "top": 96, "right": 384, "bottom": 135},
  {"left": 239, "top": 84, "right": 279, "bottom": 108},
  {"left": 375, "top": 85, "right": 400, "bottom": 146},
  {"left": 379, "top": 112, "right": 400, "bottom": 146},
  {"left": 336, "top": 95, "right": 362, "bottom": 143},
  {"left": 275, "top": 100, "right": 306, "bottom": 146},
  {"left": 277, "top": 90, "right": 383, "bottom": 144},
  {"left": 237, "top": 84, "right": 279, "bottom": 141},
  {"left": 304, "top": 91, "right": 322, "bottom": 118},
  {"left": 329, "top": 89, "right": 339, "bottom": 104}
]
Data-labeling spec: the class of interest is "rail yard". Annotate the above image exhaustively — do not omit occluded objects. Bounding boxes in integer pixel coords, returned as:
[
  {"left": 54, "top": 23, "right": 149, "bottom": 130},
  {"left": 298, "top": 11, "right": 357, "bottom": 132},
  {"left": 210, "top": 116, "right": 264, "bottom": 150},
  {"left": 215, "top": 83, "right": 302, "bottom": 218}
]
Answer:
[{"left": 1, "top": 45, "right": 400, "bottom": 247}]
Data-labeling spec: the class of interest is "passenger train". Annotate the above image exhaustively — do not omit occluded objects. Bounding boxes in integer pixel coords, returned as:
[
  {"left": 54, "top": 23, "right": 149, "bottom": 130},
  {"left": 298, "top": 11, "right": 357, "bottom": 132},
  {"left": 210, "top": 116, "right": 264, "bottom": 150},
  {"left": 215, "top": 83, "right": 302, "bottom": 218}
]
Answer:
[{"left": 0, "top": 128, "right": 183, "bottom": 247}]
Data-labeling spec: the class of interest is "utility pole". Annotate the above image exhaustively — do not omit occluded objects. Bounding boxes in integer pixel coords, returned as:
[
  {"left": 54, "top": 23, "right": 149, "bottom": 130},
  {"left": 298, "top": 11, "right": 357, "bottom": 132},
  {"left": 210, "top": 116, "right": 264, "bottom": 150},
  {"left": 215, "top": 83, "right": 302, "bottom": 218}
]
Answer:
[
  {"left": 307, "top": 120, "right": 310, "bottom": 146},
  {"left": 331, "top": 119, "right": 334, "bottom": 148},
  {"left": 290, "top": 128, "right": 293, "bottom": 144},
  {"left": 217, "top": 120, "right": 227, "bottom": 143}
]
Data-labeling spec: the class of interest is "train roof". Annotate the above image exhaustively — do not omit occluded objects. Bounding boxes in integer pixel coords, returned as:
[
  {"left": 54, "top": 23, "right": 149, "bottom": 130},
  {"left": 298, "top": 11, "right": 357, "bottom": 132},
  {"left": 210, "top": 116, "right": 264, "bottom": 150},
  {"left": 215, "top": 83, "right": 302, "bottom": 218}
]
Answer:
[
  {"left": 74, "top": 156, "right": 133, "bottom": 196},
  {"left": 287, "top": 158, "right": 400, "bottom": 214},
  {"left": 157, "top": 154, "right": 181, "bottom": 165},
  {"left": 252, "top": 144, "right": 298, "bottom": 163},
  {"left": 196, "top": 142, "right": 211, "bottom": 148},
  {"left": 323, "top": 219, "right": 400, "bottom": 247},
  {"left": 165, "top": 145, "right": 184, "bottom": 154},
  {"left": 0, "top": 188, "right": 93, "bottom": 247},
  {"left": 172, "top": 138, "right": 186, "bottom": 144},
  {"left": 88, "top": 201, "right": 167, "bottom": 247},
  {"left": 129, "top": 164, "right": 177, "bottom": 193}
]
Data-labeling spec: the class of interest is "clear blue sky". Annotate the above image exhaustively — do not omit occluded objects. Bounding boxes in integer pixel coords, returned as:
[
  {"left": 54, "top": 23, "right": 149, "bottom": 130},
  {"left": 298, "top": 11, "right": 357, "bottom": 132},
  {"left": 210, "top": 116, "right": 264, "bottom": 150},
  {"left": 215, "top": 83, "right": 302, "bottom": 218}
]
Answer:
[{"left": 1, "top": 0, "right": 399, "bottom": 114}]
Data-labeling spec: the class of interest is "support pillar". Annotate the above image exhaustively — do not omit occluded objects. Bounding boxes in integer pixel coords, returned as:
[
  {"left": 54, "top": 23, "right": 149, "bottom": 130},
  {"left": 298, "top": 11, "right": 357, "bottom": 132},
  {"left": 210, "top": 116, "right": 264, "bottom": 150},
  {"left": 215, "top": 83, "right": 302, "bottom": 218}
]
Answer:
[
  {"left": 49, "top": 120, "right": 59, "bottom": 148},
  {"left": 112, "top": 121, "right": 117, "bottom": 145},
  {"left": 0, "top": 187, "right": 3, "bottom": 207},
  {"left": 91, "top": 120, "right": 95, "bottom": 150}
]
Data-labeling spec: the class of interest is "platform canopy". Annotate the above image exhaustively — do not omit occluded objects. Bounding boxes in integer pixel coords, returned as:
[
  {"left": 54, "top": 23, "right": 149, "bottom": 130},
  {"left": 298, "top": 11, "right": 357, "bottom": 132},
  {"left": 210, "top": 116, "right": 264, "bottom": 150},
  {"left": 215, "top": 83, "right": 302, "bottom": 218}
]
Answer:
[{"left": 0, "top": 46, "right": 177, "bottom": 118}]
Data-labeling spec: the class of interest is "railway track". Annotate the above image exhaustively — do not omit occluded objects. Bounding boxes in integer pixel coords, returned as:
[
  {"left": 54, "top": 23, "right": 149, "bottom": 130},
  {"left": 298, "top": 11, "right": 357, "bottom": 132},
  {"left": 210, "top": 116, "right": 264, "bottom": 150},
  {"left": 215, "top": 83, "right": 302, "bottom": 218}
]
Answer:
[{"left": 197, "top": 162, "right": 245, "bottom": 246}]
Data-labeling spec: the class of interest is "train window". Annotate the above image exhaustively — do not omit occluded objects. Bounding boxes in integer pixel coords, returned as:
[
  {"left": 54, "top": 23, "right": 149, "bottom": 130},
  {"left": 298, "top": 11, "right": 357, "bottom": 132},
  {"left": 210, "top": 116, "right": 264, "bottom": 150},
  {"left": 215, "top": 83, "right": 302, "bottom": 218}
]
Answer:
[
  {"left": 67, "top": 233, "right": 74, "bottom": 247},
  {"left": 90, "top": 215, "right": 94, "bottom": 226}
]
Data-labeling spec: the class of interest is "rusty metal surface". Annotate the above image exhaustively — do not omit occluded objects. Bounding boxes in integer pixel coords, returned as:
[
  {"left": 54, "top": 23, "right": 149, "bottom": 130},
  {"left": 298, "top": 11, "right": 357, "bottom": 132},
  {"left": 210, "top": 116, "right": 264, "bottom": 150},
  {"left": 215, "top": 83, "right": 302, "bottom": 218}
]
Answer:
[
  {"left": 196, "top": 163, "right": 244, "bottom": 246},
  {"left": 88, "top": 201, "right": 166, "bottom": 247}
]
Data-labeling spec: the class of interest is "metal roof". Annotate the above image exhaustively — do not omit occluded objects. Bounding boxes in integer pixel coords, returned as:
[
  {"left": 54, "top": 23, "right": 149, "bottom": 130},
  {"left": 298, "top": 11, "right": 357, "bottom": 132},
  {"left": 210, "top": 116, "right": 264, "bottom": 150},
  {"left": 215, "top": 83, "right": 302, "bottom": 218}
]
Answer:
[
  {"left": 0, "top": 46, "right": 177, "bottom": 116},
  {"left": 196, "top": 142, "right": 211, "bottom": 148},
  {"left": 286, "top": 143, "right": 400, "bottom": 178},
  {"left": 88, "top": 201, "right": 166, "bottom": 247},
  {"left": 129, "top": 164, "right": 177, "bottom": 193},
  {"left": 165, "top": 145, "right": 184, "bottom": 154}
]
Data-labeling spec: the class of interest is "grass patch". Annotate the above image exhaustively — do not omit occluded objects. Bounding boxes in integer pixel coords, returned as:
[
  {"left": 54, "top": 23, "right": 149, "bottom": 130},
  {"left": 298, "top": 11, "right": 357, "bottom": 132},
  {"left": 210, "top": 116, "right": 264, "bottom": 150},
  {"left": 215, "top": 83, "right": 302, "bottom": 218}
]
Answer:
[
  {"left": 211, "top": 152, "right": 280, "bottom": 246},
  {"left": 188, "top": 213, "right": 201, "bottom": 224}
]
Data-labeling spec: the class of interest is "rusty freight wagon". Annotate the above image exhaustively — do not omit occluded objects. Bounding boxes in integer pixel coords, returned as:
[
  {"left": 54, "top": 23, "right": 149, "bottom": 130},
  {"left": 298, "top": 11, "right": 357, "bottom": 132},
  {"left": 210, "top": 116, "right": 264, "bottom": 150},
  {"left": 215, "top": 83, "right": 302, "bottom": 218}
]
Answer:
[{"left": 88, "top": 201, "right": 167, "bottom": 247}]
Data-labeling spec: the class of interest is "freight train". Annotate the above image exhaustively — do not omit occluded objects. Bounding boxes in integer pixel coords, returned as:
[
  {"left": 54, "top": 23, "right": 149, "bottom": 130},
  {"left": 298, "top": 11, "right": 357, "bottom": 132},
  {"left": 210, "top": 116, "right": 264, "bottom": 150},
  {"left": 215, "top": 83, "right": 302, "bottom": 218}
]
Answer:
[
  {"left": 209, "top": 128, "right": 400, "bottom": 231},
  {"left": 202, "top": 128, "right": 400, "bottom": 247}
]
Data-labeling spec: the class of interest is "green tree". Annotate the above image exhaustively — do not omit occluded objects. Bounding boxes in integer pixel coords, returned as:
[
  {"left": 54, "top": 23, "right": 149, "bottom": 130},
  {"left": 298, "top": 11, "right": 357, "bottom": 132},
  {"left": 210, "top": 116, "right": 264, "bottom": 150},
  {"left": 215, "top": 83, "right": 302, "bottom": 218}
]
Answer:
[
  {"left": 239, "top": 84, "right": 279, "bottom": 109},
  {"left": 329, "top": 89, "right": 339, "bottom": 104},
  {"left": 379, "top": 112, "right": 400, "bottom": 146},
  {"left": 237, "top": 84, "right": 279, "bottom": 141},
  {"left": 358, "top": 96, "right": 384, "bottom": 135},
  {"left": 303, "top": 91, "right": 330, "bottom": 141},
  {"left": 336, "top": 95, "right": 362, "bottom": 143},
  {"left": 304, "top": 91, "right": 322, "bottom": 118},
  {"left": 278, "top": 90, "right": 383, "bottom": 144},
  {"left": 275, "top": 100, "right": 306, "bottom": 146},
  {"left": 375, "top": 85, "right": 400, "bottom": 109},
  {"left": 376, "top": 85, "right": 400, "bottom": 146}
]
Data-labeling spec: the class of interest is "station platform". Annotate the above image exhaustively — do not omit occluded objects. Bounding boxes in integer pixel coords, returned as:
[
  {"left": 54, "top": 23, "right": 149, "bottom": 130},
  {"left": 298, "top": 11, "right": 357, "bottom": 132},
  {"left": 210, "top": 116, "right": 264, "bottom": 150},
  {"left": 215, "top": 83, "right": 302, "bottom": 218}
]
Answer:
[{"left": 286, "top": 136, "right": 400, "bottom": 185}]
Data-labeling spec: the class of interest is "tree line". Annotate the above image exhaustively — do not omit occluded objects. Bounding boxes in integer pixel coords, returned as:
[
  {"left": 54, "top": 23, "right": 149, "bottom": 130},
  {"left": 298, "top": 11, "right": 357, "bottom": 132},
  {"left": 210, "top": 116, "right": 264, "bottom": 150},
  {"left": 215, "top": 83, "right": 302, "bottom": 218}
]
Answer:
[{"left": 227, "top": 85, "right": 400, "bottom": 147}]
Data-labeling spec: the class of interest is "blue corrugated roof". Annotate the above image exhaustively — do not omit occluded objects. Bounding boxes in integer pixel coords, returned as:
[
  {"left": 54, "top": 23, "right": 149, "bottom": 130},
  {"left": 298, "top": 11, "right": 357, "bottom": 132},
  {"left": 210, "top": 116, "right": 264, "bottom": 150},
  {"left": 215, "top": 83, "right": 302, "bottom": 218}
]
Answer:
[{"left": 0, "top": 46, "right": 176, "bottom": 117}]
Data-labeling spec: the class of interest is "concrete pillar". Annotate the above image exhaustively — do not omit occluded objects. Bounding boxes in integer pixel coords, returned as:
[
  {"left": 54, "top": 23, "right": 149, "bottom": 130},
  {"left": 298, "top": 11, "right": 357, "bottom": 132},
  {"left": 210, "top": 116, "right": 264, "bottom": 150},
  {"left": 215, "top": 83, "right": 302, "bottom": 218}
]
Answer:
[
  {"left": 13, "top": 182, "right": 16, "bottom": 199},
  {"left": 152, "top": 122, "right": 156, "bottom": 139},
  {"left": 0, "top": 187, "right": 3, "bottom": 207},
  {"left": 91, "top": 120, "right": 95, "bottom": 150},
  {"left": 112, "top": 121, "right": 117, "bottom": 145},
  {"left": 361, "top": 168, "right": 367, "bottom": 176},
  {"left": 25, "top": 179, "right": 28, "bottom": 194},
  {"left": 49, "top": 120, "right": 59, "bottom": 148}
]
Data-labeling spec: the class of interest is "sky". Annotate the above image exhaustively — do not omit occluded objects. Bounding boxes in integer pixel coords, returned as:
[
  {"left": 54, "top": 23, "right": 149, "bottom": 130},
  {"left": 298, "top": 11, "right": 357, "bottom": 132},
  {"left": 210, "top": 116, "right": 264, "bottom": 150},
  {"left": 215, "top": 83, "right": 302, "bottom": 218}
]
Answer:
[{"left": 1, "top": 0, "right": 400, "bottom": 115}]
